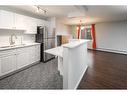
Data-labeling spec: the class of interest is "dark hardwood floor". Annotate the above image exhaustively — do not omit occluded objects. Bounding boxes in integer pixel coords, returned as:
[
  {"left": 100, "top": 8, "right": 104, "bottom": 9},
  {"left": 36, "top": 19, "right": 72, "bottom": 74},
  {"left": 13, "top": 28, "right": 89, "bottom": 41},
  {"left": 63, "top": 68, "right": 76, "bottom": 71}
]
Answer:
[{"left": 78, "top": 50, "right": 127, "bottom": 89}]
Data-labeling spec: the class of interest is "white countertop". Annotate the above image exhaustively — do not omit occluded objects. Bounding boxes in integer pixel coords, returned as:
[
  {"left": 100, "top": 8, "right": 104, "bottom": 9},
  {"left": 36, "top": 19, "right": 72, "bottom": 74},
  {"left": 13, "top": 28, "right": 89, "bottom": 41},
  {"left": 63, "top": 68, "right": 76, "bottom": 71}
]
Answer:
[
  {"left": 62, "top": 39, "right": 89, "bottom": 49},
  {"left": 44, "top": 46, "right": 63, "bottom": 57},
  {"left": 44, "top": 39, "right": 89, "bottom": 57},
  {"left": 0, "top": 43, "right": 40, "bottom": 51}
]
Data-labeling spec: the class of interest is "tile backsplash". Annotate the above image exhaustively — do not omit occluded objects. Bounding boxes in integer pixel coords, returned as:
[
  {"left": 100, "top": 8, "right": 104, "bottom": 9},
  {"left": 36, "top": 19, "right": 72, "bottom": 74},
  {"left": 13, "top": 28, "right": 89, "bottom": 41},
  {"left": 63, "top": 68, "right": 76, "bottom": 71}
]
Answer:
[{"left": 0, "top": 30, "right": 35, "bottom": 47}]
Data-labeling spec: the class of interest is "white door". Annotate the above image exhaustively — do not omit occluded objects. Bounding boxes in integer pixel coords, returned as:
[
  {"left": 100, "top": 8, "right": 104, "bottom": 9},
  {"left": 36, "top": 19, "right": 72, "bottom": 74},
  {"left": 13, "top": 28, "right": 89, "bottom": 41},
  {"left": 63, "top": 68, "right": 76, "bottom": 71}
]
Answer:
[
  {"left": 0, "top": 54, "right": 16, "bottom": 76},
  {"left": 0, "top": 10, "right": 14, "bottom": 29}
]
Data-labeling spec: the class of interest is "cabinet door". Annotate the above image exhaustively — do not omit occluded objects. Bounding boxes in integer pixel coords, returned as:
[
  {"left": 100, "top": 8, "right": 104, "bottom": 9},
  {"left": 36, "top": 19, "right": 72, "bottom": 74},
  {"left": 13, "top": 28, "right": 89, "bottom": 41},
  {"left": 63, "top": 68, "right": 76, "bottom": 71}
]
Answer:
[
  {"left": 35, "top": 45, "right": 40, "bottom": 62},
  {"left": 14, "top": 13, "right": 26, "bottom": 30},
  {"left": 0, "top": 10, "right": 14, "bottom": 29},
  {"left": 29, "top": 46, "right": 36, "bottom": 63},
  {"left": 0, "top": 54, "right": 16, "bottom": 76},
  {"left": 17, "top": 48, "right": 29, "bottom": 69},
  {"left": 25, "top": 17, "right": 37, "bottom": 34},
  {"left": 29, "top": 45, "right": 40, "bottom": 64}
]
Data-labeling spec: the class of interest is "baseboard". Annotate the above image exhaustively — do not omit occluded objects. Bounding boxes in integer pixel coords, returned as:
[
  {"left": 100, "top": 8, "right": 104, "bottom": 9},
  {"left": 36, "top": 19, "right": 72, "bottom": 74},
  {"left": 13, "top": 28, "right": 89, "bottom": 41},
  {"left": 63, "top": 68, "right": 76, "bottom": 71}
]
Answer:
[
  {"left": 43, "top": 57, "right": 55, "bottom": 63},
  {"left": 96, "top": 48, "right": 127, "bottom": 55},
  {"left": 74, "top": 65, "right": 88, "bottom": 89},
  {"left": 0, "top": 61, "right": 40, "bottom": 80}
]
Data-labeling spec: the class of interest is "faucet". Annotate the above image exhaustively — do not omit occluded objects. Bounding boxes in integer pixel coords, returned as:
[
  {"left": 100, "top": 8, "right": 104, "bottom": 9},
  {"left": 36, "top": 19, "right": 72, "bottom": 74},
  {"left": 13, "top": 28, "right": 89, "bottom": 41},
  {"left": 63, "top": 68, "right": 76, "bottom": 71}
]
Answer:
[{"left": 9, "top": 34, "right": 17, "bottom": 45}]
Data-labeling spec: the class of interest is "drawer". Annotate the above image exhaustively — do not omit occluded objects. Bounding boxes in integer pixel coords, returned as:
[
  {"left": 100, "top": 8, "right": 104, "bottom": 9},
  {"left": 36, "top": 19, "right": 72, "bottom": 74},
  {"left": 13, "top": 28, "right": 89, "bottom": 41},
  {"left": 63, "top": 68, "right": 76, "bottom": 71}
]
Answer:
[
  {"left": 0, "top": 49, "right": 16, "bottom": 57},
  {"left": 17, "top": 47, "right": 29, "bottom": 53}
]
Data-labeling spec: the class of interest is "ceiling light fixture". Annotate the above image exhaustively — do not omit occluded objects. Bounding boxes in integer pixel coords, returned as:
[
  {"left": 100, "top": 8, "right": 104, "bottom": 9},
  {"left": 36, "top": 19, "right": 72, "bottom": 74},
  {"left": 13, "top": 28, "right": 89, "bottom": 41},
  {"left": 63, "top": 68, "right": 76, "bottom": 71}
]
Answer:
[
  {"left": 80, "top": 20, "right": 85, "bottom": 30},
  {"left": 34, "top": 5, "right": 47, "bottom": 14},
  {"left": 36, "top": 6, "right": 39, "bottom": 13}
]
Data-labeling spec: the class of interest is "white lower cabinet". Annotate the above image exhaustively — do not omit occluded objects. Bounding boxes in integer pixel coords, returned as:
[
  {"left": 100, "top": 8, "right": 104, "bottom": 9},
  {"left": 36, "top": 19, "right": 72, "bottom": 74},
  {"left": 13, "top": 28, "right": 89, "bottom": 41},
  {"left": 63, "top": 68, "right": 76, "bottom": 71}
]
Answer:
[
  {"left": 29, "top": 46, "right": 36, "bottom": 64},
  {"left": 35, "top": 45, "right": 40, "bottom": 62},
  {"left": 0, "top": 53, "right": 17, "bottom": 76},
  {"left": 0, "top": 44, "right": 40, "bottom": 77},
  {"left": 17, "top": 48, "right": 30, "bottom": 69},
  {"left": 29, "top": 45, "right": 40, "bottom": 64}
]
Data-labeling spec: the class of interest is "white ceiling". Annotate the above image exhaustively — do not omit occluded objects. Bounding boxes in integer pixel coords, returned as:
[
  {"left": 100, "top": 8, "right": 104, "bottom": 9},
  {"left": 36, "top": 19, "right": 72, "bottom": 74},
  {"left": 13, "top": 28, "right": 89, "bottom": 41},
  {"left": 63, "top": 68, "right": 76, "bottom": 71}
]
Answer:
[{"left": 0, "top": 5, "right": 127, "bottom": 25}]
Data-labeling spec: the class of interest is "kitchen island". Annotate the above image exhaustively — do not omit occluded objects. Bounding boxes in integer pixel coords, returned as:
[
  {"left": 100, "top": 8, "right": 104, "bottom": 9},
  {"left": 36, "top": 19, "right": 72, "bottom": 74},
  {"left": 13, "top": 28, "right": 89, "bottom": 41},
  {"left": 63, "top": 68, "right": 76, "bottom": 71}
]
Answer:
[{"left": 45, "top": 39, "right": 89, "bottom": 89}]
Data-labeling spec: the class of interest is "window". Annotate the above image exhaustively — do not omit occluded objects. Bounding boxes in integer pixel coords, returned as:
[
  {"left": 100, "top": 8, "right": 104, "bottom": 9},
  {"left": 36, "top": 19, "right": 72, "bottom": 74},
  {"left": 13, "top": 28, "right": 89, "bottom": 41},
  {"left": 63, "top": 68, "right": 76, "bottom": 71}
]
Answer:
[
  {"left": 86, "top": 28, "right": 92, "bottom": 39},
  {"left": 80, "top": 26, "right": 92, "bottom": 40}
]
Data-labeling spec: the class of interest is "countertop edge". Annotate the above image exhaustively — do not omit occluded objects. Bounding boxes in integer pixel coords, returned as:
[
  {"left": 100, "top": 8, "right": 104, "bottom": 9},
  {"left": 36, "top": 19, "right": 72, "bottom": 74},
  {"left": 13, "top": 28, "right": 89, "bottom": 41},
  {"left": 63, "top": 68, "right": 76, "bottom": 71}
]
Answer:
[
  {"left": 0, "top": 43, "right": 41, "bottom": 51},
  {"left": 62, "top": 40, "right": 89, "bottom": 49}
]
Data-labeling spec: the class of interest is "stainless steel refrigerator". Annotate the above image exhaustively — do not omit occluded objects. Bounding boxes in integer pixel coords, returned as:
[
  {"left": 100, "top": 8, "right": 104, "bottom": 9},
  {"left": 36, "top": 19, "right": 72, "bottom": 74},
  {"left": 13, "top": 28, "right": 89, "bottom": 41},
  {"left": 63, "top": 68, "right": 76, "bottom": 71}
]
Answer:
[{"left": 36, "top": 26, "right": 55, "bottom": 62}]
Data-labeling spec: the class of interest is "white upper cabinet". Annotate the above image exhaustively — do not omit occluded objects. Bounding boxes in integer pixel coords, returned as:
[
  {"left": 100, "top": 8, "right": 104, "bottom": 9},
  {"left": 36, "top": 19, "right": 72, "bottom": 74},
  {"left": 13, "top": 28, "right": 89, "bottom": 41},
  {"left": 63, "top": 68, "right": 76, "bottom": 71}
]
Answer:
[
  {"left": 0, "top": 10, "right": 26, "bottom": 30},
  {"left": 14, "top": 13, "right": 26, "bottom": 30},
  {"left": 0, "top": 10, "right": 14, "bottom": 29},
  {"left": 25, "top": 17, "right": 38, "bottom": 34},
  {"left": 0, "top": 10, "right": 47, "bottom": 34}
]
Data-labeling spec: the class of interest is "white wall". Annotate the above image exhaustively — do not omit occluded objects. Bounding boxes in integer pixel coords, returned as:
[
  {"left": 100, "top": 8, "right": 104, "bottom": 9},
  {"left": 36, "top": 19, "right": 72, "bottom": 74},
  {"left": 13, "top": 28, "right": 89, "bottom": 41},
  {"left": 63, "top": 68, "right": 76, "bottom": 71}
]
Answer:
[
  {"left": 56, "top": 18, "right": 71, "bottom": 35},
  {"left": 95, "top": 21, "right": 127, "bottom": 53},
  {"left": 55, "top": 18, "right": 71, "bottom": 46},
  {"left": 47, "top": 17, "right": 56, "bottom": 36},
  {"left": 23, "top": 34, "right": 35, "bottom": 43},
  {"left": 0, "top": 30, "right": 35, "bottom": 46}
]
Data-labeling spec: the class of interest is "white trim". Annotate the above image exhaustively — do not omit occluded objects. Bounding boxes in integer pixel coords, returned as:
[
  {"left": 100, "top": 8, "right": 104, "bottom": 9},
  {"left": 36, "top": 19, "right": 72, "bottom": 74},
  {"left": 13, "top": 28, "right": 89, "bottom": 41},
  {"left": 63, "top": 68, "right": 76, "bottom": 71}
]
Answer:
[
  {"left": 74, "top": 65, "right": 88, "bottom": 89},
  {"left": 96, "top": 48, "right": 127, "bottom": 54}
]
